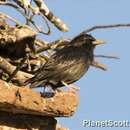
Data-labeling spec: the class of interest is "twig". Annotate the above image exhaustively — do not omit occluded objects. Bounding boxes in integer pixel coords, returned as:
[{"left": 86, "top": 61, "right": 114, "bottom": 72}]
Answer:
[
  {"left": 91, "top": 61, "right": 107, "bottom": 71},
  {"left": 0, "top": 1, "right": 34, "bottom": 26},
  {"left": 0, "top": 1, "right": 25, "bottom": 16},
  {"left": 36, "top": 39, "right": 70, "bottom": 54},
  {"left": 0, "top": 12, "right": 21, "bottom": 25},
  {"left": 0, "top": 57, "right": 33, "bottom": 85},
  {"left": 0, "top": 1, "right": 50, "bottom": 35},
  {"left": 80, "top": 23, "right": 130, "bottom": 34},
  {"left": 33, "top": 0, "right": 69, "bottom": 32},
  {"left": 31, "top": 15, "right": 51, "bottom": 35},
  {"left": 94, "top": 54, "right": 120, "bottom": 59},
  {"left": 40, "top": 15, "right": 51, "bottom": 35},
  {"left": 7, "top": 57, "right": 27, "bottom": 82}
]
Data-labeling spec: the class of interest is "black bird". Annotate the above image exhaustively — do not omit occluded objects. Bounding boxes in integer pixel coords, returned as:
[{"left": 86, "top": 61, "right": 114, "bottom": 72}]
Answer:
[{"left": 25, "top": 33, "right": 105, "bottom": 91}]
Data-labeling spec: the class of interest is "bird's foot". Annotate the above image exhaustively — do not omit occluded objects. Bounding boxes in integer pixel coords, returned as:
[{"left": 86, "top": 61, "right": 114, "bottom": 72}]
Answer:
[
  {"left": 40, "top": 92, "right": 55, "bottom": 98},
  {"left": 40, "top": 86, "right": 55, "bottom": 98},
  {"left": 61, "top": 81, "right": 80, "bottom": 93}
]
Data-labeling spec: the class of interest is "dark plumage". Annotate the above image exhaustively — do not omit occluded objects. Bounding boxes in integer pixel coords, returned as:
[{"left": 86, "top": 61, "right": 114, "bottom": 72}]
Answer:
[{"left": 25, "top": 33, "right": 104, "bottom": 90}]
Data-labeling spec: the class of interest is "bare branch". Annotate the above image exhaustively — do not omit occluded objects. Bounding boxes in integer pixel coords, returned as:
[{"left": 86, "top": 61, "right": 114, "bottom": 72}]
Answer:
[
  {"left": 0, "top": 1, "right": 25, "bottom": 16},
  {"left": 80, "top": 23, "right": 130, "bottom": 34},
  {"left": 0, "top": 12, "right": 21, "bottom": 25},
  {"left": 33, "top": 0, "right": 69, "bottom": 32},
  {"left": 94, "top": 54, "right": 120, "bottom": 59},
  {"left": 0, "top": 57, "right": 33, "bottom": 85},
  {"left": 36, "top": 39, "right": 70, "bottom": 54}
]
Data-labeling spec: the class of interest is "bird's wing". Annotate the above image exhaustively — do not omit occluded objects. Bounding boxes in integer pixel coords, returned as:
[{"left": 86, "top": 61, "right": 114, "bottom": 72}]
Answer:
[{"left": 33, "top": 48, "right": 83, "bottom": 81}]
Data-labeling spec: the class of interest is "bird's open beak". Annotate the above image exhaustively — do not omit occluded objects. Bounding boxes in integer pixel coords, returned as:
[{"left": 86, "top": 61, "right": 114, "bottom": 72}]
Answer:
[{"left": 92, "top": 39, "right": 105, "bottom": 45}]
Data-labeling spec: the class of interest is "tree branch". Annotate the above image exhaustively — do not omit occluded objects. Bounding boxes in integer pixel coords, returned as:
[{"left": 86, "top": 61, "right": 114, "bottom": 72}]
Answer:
[
  {"left": 0, "top": 57, "right": 33, "bottom": 85},
  {"left": 80, "top": 23, "right": 130, "bottom": 34},
  {"left": 33, "top": 0, "right": 69, "bottom": 32}
]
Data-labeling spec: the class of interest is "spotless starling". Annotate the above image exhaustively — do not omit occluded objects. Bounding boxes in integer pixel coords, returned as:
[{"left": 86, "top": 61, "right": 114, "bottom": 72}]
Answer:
[{"left": 25, "top": 33, "right": 105, "bottom": 91}]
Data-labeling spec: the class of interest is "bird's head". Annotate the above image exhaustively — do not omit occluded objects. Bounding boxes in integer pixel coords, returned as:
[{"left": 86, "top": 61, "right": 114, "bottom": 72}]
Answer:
[{"left": 71, "top": 33, "right": 105, "bottom": 48}]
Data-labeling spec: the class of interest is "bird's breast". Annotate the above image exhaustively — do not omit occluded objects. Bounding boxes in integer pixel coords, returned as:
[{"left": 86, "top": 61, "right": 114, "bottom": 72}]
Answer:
[{"left": 60, "top": 49, "right": 92, "bottom": 83}]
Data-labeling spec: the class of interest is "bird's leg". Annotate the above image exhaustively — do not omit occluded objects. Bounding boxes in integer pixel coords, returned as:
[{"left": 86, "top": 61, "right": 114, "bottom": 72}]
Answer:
[
  {"left": 43, "top": 86, "right": 46, "bottom": 94},
  {"left": 91, "top": 61, "right": 107, "bottom": 71},
  {"left": 61, "top": 81, "right": 80, "bottom": 92},
  {"left": 40, "top": 85, "right": 55, "bottom": 98},
  {"left": 40, "top": 86, "right": 47, "bottom": 97}
]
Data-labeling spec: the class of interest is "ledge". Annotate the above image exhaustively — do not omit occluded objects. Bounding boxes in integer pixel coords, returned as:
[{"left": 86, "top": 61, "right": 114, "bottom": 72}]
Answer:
[{"left": 0, "top": 80, "right": 78, "bottom": 117}]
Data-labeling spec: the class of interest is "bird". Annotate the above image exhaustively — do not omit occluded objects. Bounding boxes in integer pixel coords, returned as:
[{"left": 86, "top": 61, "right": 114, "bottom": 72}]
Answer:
[{"left": 25, "top": 33, "right": 105, "bottom": 92}]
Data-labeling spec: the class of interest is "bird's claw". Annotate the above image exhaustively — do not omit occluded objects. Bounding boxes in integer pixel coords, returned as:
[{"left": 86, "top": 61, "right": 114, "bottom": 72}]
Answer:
[{"left": 40, "top": 91, "right": 55, "bottom": 98}]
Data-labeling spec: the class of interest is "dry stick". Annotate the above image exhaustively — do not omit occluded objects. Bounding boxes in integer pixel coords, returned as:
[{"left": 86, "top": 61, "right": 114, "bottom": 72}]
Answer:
[
  {"left": 7, "top": 41, "right": 34, "bottom": 82},
  {"left": 0, "top": 12, "right": 21, "bottom": 25},
  {"left": 40, "top": 15, "right": 51, "bottom": 35},
  {"left": 0, "top": 12, "right": 35, "bottom": 33},
  {"left": 0, "top": 1, "right": 29, "bottom": 26},
  {"left": 80, "top": 24, "right": 130, "bottom": 34},
  {"left": 23, "top": 4, "right": 51, "bottom": 35},
  {"left": 0, "top": 0, "right": 67, "bottom": 34},
  {"left": 36, "top": 39, "right": 70, "bottom": 54},
  {"left": 4, "top": 1, "right": 51, "bottom": 35},
  {"left": 36, "top": 44, "right": 51, "bottom": 54},
  {"left": 94, "top": 55, "right": 120, "bottom": 59},
  {"left": 0, "top": 1, "right": 31, "bottom": 24},
  {"left": 28, "top": 3, "right": 52, "bottom": 34},
  {"left": 30, "top": 15, "right": 51, "bottom": 35},
  {"left": 0, "top": 57, "right": 33, "bottom": 83},
  {"left": 13, "top": 0, "right": 30, "bottom": 9},
  {"left": 0, "top": 1, "right": 24, "bottom": 14},
  {"left": 0, "top": 1, "right": 41, "bottom": 34},
  {"left": 6, "top": 57, "right": 27, "bottom": 82},
  {"left": 33, "top": 0, "right": 69, "bottom": 32}
]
